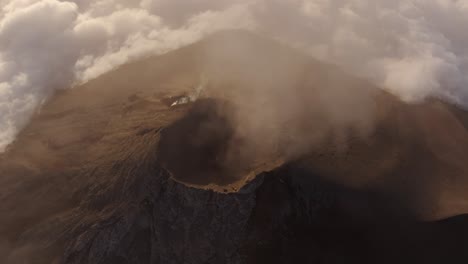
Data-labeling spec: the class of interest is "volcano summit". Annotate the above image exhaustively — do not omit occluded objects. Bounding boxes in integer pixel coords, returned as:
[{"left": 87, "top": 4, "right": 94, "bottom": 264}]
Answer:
[{"left": 1, "top": 31, "right": 468, "bottom": 264}]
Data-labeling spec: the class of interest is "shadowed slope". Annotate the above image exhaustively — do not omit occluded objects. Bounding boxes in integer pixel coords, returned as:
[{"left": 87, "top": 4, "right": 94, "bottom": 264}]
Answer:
[{"left": 1, "top": 30, "right": 468, "bottom": 263}]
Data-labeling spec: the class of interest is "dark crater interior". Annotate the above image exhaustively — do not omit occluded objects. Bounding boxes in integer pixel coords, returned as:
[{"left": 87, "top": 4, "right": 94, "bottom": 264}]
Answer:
[{"left": 156, "top": 99, "right": 247, "bottom": 185}]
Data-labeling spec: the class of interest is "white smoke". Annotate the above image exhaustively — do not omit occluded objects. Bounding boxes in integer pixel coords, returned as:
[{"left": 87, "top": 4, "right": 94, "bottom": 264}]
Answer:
[
  {"left": 1, "top": 0, "right": 468, "bottom": 152},
  {"left": 0, "top": 0, "right": 253, "bottom": 152}
]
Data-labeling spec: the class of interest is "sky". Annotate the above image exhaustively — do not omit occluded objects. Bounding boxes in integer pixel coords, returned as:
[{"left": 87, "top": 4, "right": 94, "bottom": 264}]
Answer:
[{"left": 0, "top": 0, "right": 468, "bottom": 151}]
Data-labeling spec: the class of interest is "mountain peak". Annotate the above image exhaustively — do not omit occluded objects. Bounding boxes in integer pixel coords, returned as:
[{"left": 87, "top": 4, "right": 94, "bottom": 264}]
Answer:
[{"left": 2, "top": 32, "right": 468, "bottom": 263}]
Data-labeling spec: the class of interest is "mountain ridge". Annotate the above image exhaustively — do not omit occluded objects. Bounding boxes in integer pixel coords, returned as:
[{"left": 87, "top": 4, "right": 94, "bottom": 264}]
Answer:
[{"left": 1, "top": 30, "right": 468, "bottom": 263}]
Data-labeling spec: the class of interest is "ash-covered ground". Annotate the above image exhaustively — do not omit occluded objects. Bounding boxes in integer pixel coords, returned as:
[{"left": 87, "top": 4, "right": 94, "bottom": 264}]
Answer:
[{"left": 2, "top": 31, "right": 468, "bottom": 264}]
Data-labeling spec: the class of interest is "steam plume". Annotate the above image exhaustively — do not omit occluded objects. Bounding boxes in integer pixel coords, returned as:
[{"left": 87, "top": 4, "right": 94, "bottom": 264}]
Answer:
[{"left": 1, "top": 0, "right": 468, "bottom": 151}]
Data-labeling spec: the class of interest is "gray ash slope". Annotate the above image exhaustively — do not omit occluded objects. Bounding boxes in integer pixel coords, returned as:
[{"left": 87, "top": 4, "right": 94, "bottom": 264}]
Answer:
[{"left": 1, "top": 30, "right": 468, "bottom": 263}]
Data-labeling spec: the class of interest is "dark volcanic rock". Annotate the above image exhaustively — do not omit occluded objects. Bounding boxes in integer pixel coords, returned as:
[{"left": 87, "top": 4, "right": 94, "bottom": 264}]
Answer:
[
  {"left": 63, "top": 168, "right": 262, "bottom": 264},
  {"left": 2, "top": 31, "right": 468, "bottom": 264},
  {"left": 59, "top": 162, "right": 468, "bottom": 264}
]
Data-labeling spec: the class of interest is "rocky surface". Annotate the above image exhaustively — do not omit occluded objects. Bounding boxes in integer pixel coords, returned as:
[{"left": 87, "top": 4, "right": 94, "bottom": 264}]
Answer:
[
  {"left": 2, "top": 30, "right": 468, "bottom": 263},
  {"left": 63, "top": 169, "right": 259, "bottom": 264},
  {"left": 58, "top": 161, "right": 468, "bottom": 264}
]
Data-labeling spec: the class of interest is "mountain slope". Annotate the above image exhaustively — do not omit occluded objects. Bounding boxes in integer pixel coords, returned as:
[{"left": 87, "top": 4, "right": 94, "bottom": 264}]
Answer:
[{"left": 1, "top": 30, "right": 468, "bottom": 263}]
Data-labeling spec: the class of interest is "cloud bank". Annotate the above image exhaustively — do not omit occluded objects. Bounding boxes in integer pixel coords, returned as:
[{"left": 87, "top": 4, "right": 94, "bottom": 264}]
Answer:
[{"left": 1, "top": 0, "right": 468, "bottom": 151}]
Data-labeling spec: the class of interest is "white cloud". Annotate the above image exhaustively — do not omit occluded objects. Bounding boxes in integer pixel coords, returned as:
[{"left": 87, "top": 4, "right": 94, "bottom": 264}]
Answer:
[
  {"left": 0, "top": 0, "right": 253, "bottom": 151},
  {"left": 1, "top": 0, "right": 468, "bottom": 151}
]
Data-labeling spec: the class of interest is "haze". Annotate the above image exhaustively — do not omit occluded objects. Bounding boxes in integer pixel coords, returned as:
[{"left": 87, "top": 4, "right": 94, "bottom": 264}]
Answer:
[{"left": 1, "top": 0, "right": 468, "bottom": 151}]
